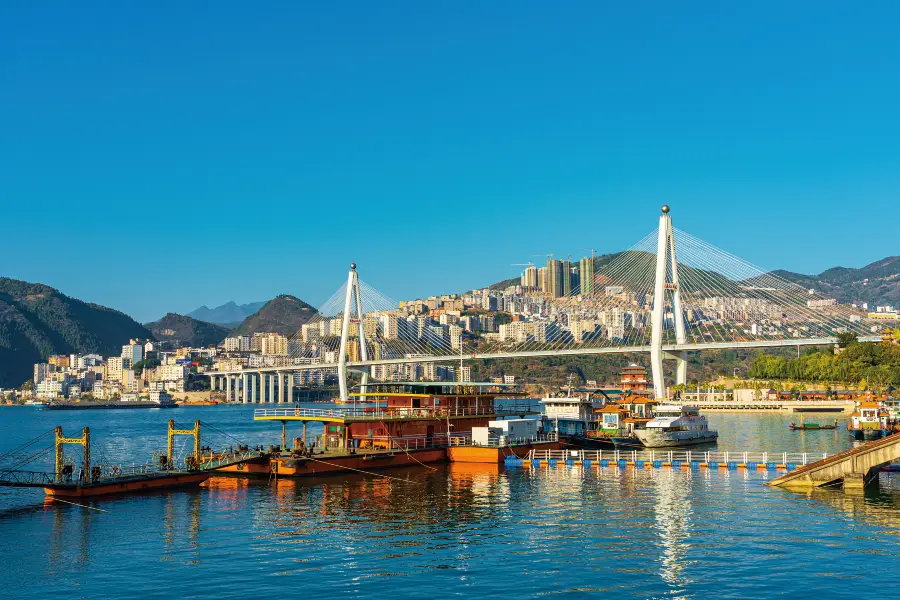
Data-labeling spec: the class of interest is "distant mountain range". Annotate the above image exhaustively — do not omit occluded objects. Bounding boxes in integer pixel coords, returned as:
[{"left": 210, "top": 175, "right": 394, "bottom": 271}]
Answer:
[
  {"left": 0, "top": 278, "right": 152, "bottom": 388},
  {"left": 231, "top": 295, "right": 318, "bottom": 337},
  {"left": 186, "top": 301, "right": 266, "bottom": 326},
  {"left": 145, "top": 313, "right": 232, "bottom": 348},
  {"left": 774, "top": 256, "right": 900, "bottom": 308},
  {"left": 497, "top": 254, "right": 900, "bottom": 308}
]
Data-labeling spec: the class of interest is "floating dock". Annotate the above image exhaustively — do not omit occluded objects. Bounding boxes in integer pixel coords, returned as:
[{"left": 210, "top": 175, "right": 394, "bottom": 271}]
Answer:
[{"left": 509, "top": 449, "right": 827, "bottom": 472}]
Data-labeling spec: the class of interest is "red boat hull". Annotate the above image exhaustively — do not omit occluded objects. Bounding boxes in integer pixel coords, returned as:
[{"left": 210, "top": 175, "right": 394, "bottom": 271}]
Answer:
[{"left": 43, "top": 472, "right": 210, "bottom": 498}]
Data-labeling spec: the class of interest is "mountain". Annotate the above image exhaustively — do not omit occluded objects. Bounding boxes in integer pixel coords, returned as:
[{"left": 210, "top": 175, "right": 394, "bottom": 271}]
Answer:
[
  {"left": 0, "top": 278, "right": 153, "bottom": 388},
  {"left": 145, "top": 313, "right": 230, "bottom": 348},
  {"left": 232, "top": 295, "right": 318, "bottom": 337},
  {"left": 496, "top": 253, "right": 900, "bottom": 308},
  {"left": 774, "top": 256, "right": 900, "bottom": 308},
  {"left": 187, "top": 301, "right": 265, "bottom": 325}
]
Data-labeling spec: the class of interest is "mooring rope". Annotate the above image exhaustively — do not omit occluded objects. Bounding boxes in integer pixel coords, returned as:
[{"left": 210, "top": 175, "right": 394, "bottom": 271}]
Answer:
[{"left": 304, "top": 456, "right": 423, "bottom": 484}]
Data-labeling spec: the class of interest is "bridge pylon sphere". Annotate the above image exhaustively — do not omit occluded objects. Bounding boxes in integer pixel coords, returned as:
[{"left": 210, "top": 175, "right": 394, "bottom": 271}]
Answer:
[{"left": 650, "top": 205, "right": 687, "bottom": 399}]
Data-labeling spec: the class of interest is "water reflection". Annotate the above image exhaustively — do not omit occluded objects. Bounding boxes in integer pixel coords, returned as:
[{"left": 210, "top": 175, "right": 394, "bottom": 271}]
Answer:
[
  {"left": 650, "top": 470, "right": 693, "bottom": 590},
  {"left": 801, "top": 474, "right": 900, "bottom": 533}
]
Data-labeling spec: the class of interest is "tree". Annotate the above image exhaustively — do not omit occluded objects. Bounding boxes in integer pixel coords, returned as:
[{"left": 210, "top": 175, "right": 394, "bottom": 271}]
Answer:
[
  {"left": 836, "top": 332, "right": 858, "bottom": 349},
  {"left": 865, "top": 366, "right": 892, "bottom": 392}
]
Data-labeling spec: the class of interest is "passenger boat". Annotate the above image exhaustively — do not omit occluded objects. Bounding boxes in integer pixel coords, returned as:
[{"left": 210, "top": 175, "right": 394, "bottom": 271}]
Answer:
[
  {"left": 635, "top": 405, "right": 718, "bottom": 448},
  {"left": 788, "top": 416, "right": 838, "bottom": 431},
  {"left": 217, "top": 382, "right": 557, "bottom": 476},
  {"left": 848, "top": 398, "right": 892, "bottom": 441}
]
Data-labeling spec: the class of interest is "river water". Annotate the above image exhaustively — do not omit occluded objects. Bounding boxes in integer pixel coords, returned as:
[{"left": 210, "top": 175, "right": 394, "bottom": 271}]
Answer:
[{"left": 2, "top": 405, "right": 899, "bottom": 599}]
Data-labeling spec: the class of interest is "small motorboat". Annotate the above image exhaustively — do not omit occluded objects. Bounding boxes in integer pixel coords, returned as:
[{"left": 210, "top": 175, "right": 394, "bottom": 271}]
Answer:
[{"left": 788, "top": 416, "right": 838, "bottom": 431}]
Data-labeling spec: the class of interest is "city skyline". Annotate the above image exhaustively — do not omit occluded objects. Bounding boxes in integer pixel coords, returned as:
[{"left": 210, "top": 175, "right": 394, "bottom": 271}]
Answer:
[{"left": 3, "top": 2, "right": 900, "bottom": 321}]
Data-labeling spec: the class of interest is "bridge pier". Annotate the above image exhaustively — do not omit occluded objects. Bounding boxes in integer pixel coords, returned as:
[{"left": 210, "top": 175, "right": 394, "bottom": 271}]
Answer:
[
  {"left": 842, "top": 469, "right": 879, "bottom": 492},
  {"left": 225, "top": 376, "right": 231, "bottom": 402},
  {"left": 252, "top": 373, "right": 258, "bottom": 404},
  {"left": 241, "top": 373, "right": 248, "bottom": 404}
]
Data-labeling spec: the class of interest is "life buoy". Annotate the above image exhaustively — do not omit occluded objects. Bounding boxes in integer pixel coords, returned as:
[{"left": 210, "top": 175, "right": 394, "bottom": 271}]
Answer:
[{"left": 295, "top": 409, "right": 300, "bottom": 416}]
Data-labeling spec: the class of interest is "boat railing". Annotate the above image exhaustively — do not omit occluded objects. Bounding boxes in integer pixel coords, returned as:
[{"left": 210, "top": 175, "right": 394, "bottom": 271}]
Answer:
[
  {"left": 196, "top": 449, "right": 263, "bottom": 470},
  {"left": 254, "top": 407, "right": 534, "bottom": 420},
  {"left": 0, "top": 469, "right": 58, "bottom": 487},
  {"left": 471, "top": 432, "right": 559, "bottom": 448},
  {"left": 0, "top": 463, "right": 170, "bottom": 487},
  {"left": 526, "top": 449, "right": 828, "bottom": 465}
]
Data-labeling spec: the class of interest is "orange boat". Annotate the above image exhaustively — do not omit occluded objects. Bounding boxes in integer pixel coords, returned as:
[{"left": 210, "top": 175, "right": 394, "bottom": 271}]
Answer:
[
  {"left": 43, "top": 471, "right": 210, "bottom": 498},
  {"left": 217, "top": 382, "right": 557, "bottom": 476}
]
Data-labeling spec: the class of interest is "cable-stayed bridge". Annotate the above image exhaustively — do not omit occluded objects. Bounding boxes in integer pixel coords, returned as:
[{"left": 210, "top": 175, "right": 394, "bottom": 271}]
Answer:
[{"left": 210, "top": 206, "right": 881, "bottom": 403}]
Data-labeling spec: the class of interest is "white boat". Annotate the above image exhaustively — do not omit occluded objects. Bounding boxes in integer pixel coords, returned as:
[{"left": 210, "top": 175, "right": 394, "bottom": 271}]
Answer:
[{"left": 635, "top": 405, "right": 718, "bottom": 448}]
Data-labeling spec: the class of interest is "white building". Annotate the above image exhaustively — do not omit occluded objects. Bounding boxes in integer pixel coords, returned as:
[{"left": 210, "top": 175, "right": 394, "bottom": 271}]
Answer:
[
  {"left": 224, "top": 335, "right": 252, "bottom": 352},
  {"left": 121, "top": 343, "right": 144, "bottom": 365}
]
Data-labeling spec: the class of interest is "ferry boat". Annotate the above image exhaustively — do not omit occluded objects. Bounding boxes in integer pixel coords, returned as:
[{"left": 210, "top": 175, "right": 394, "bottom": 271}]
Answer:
[
  {"left": 848, "top": 398, "right": 892, "bottom": 441},
  {"left": 635, "top": 405, "right": 718, "bottom": 448},
  {"left": 217, "top": 382, "right": 558, "bottom": 477}
]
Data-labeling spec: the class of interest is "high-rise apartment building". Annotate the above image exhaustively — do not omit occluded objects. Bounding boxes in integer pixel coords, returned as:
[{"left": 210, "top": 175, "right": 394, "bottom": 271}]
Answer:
[
  {"left": 562, "top": 260, "right": 572, "bottom": 296},
  {"left": 381, "top": 314, "right": 399, "bottom": 340},
  {"left": 579, "top": 256, "right": 594, "bottom": 295},
  {"left": 121, "top": 342, "right": 143, "bottom": 365},
  {"left": 547, "top": 259, "right": 565, "bottom": 298},
  {"left": 523, "top": 266, "right": 538, "bottom": 289}
]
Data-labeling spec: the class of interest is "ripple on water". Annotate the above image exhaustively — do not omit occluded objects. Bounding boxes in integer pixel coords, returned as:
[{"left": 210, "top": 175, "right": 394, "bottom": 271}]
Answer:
[{"left": 1, "top": 407, "right": 900, "bottom": 598}]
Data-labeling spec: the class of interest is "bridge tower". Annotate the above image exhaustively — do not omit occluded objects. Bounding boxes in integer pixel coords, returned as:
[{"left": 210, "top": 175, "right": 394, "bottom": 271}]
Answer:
[
  {"left": 650, "top": 205, "right": 687, "bottom": 399},
  {"left": 337, "top": 263, "right": 369, "bottom": 402}
]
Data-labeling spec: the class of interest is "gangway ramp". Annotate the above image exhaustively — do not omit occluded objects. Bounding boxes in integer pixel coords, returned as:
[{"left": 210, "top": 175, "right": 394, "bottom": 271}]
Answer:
[{"left": 768, "top": 433, "right": 900, "bottom": 490}]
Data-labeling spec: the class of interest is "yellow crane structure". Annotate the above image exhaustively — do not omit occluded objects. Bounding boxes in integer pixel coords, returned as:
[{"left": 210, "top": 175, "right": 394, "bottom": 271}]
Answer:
[
  {"left": 167, "top": 420, "right": 201, "bottom": 470},
  {"left": 55, "top": 426, "right": 91, "bottom": 484}
]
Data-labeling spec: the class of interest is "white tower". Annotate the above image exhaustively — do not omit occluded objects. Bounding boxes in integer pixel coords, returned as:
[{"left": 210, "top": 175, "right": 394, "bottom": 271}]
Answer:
[
  {"left": 649, "top": 205, "right": 687, "bottom": 399},
  {"left": 337, "top": 263, "right": 369, "bottom": 402}
]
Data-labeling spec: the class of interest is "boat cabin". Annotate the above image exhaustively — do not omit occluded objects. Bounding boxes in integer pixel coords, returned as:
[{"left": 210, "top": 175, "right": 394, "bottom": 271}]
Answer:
[
  {"left": 848, "top": 400, "right": 890, "bottom": 432},
  {"left": 594, "top": 404, "right": 629, "bottom": 437},
  {"left": 540, "top": 388, "right": 604, "bottom": 435}
]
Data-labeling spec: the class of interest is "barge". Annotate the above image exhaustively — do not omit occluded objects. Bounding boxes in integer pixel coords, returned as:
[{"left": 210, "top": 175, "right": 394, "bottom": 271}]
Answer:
[
  {"left": 0, "top": 423, "right": 209, "bottom": 499},
  {"left": 44, "top": 400, "right": 177, "bottom": 410},
  {"left": 217, "top": 382, "right": 558, "bottom": 477}
]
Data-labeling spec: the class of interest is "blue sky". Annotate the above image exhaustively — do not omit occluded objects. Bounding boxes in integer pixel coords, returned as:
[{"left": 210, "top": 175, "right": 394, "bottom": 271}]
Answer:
[{"left": 2, "top": 2, "right": 898, "bottom": 322}]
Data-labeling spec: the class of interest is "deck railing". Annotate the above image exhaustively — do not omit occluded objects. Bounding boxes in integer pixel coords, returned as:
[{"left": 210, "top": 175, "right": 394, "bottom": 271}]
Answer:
[
  {"left": 254, "top": 407, "right": 535, "bottom": 420},
  {"left": 473, "top": 432, "right": 559, "bottom": 448},
  {"left": 527, "top": 449, "right": 827, "bottom": 465}
]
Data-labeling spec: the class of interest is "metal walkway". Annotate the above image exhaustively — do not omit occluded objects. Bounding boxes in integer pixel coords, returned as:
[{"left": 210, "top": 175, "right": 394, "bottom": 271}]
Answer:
[
  {"left": 515, "top": 448, "right": 827, "bottom": 471},
  {"left": 768, "top": 433, "right": 900, "bottom": 490}
]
